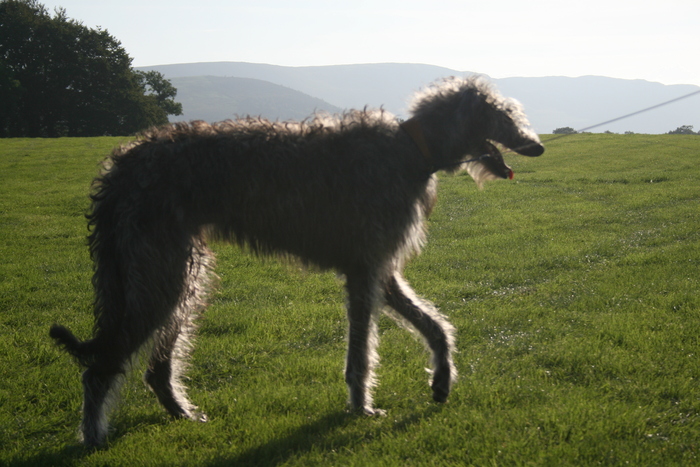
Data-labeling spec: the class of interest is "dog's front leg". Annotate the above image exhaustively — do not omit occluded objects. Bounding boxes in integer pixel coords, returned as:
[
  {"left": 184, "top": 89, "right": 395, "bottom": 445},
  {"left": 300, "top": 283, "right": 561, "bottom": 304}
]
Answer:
[
  {"left": 343, "top": 271, "right": 383, "bottom": 415},
  {"left": 383, "top": 272, "right": 456, "bottom": 403}
]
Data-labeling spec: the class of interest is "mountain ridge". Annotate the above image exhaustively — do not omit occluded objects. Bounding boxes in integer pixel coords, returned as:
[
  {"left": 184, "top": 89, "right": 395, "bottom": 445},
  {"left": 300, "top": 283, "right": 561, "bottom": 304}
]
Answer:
[{"left": 137, "top": 62, "right": 700, "bottom": 134}]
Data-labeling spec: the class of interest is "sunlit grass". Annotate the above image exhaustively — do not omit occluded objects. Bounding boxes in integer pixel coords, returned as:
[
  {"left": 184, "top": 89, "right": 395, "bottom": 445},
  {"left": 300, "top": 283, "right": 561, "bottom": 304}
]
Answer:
[{"left": 1, "top": 134, "right": 698, "bottom": 465}]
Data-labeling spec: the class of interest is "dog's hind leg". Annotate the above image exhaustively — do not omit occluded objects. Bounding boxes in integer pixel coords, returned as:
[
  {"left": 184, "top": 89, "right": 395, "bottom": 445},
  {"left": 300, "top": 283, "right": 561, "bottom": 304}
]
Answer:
[
  {"left": 144, "top": 315, "right": 206, "bottom": 422},
  {"left": 80, "top": 362, "right": 125, "bottom": 447},
  {"left": 144, "top": 239, "right": 212, "bottom": 422},
  {"left": 344, "top": 270, "right": 383, "bottom": 415},
  {"left": 383, "top": 272, "right": 457, "bottom": 403},
  {"left": 144, "top": 306, "right": 207, "bottom": 422},
  {"left": 49, "top": 325, "right": 127, "bottom": 446},
  {"left": 77, "top": 229, "right": 208, "bottom": 445}
]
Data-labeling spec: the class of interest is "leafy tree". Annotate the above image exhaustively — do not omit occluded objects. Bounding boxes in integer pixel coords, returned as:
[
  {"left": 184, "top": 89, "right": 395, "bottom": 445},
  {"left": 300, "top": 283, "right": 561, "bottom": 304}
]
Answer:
[
  {"left": 0, "top": 0, "right": 182, "bottom": 137},
  {"left": 553, "top": 127, "right": 577, "bottom": 135},
  {"left": 136, "top": 70, "right": 183, "bottom": 119},
  {"left": 0, "top": 60, "right": 20, "bottom": 136},
  {"left": 667, "top": 125, "right": 697, "bottom": 135}
]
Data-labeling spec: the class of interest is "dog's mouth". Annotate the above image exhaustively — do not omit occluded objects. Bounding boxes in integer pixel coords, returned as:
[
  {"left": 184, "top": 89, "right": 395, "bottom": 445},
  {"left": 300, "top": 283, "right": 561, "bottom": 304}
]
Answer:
[
  {"left": 480, "top": 142, "right": 513, "bottom": 180},
  {"left": 475, "top": 138, "right": 544, "bottom": 180}
]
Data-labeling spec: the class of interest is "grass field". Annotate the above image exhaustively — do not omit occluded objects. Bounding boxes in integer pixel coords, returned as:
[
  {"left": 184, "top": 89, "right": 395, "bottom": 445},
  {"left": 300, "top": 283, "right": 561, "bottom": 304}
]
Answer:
[{"left": 1, "top": 133, "right": 698, "bottom": 466}]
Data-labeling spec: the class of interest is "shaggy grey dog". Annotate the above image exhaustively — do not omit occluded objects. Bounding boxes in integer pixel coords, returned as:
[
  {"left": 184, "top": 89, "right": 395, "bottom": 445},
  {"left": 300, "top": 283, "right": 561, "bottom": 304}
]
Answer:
[{"left": 50, "top": 76, "right": 544, "bottom": 447}]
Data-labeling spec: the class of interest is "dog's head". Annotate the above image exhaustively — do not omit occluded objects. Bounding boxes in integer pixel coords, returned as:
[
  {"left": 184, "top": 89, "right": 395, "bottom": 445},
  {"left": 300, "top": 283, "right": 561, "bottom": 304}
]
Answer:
[
  {"left": 410, "top": 76, "right": 544, "bottom": 185},
  {"left": 476, "top": 87, "right": 544, "bottom": 158},
  {"left": 458, "top": 77, "right": 543, "bottom": 186}
]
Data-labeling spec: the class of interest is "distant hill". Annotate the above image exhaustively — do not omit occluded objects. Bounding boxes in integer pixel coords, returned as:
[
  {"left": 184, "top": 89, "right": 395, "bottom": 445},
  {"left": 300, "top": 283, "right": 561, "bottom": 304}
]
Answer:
[
  {"left": 496, "top": 76, "right": 700, "bottom": 134},
  {"left": 169, "top": 76, "right": 342, "bottom": 123},
  {"left": 137, "top": 62, "right": 700, "bottom": 134},
  {"left": 139, "top": 62, "right": 460, "bottom": 117}
]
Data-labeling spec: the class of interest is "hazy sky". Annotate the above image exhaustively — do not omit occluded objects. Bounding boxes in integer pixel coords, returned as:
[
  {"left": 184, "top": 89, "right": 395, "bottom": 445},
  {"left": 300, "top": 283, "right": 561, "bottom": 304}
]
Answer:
[{"left": 39, "top": 0, "right": 699, "bottom": 86}]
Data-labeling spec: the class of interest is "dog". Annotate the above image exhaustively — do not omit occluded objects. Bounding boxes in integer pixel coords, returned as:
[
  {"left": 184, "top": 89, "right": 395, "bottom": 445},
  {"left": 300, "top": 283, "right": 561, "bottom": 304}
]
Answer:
[{"left": 50, "top": 76, "right": 544, "bottom": 446}]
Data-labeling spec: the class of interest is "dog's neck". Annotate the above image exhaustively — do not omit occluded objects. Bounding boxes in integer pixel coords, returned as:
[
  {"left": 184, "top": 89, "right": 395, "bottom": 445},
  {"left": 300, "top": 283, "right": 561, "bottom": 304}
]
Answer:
[{"left": 400, "top": 118, "right": 435, "bottom": 173}]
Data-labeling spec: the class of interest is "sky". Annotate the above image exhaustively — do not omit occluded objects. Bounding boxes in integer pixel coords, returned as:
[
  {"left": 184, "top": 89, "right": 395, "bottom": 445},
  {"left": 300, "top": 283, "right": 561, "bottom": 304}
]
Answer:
[{"left": 39, "top": 0, "right": 700, "bottom": 87}]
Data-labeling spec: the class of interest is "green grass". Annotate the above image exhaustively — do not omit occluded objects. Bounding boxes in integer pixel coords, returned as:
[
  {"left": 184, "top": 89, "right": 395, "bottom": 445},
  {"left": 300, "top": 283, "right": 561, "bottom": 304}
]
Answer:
[{"left": 1, "top": 134, "right": 698, "bottom": 465}]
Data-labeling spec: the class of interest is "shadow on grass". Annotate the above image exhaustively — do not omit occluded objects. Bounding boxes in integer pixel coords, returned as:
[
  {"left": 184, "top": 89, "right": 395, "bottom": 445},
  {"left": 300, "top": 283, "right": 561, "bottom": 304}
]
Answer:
[
  {"left": 8, "top": 444, "right": 94, "bottom": 467},
  {"left": 8, "top": 405, "right": 444, "bottom": 466},
  {"left": 207, "top": 404, "right": 445, "bottom": 466},
  {"left": 7, "top": 413, "right": 170, "bottom": 466}
]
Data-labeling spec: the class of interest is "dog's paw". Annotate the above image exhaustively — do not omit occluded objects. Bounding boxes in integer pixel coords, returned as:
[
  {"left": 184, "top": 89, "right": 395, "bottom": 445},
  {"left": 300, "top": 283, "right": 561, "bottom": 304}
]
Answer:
[
  {"left": 431, "top": 387, "right": 449, "bottom": 403},
  {"left": 430, "top": 369, "right": 452, "bottom": 403},
  {"left": 347, "top": 406, "right": 386, "bottom": 417},
  {"left": 184, "top": 409, "right": 208, "bottom": 422},
  {"left": 363, "top": 407, "right": 387, "bottom": 417},
  {"left": 193, "top": 411, "right": 208, "bottom": 423}
]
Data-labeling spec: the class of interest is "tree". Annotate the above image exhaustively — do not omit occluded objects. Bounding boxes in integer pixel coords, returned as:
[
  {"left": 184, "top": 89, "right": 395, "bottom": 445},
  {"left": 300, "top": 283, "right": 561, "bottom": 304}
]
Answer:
[
  {"left": 0, "top": 0, "right": 182, "bottom": 137},
  {"left": 0, "top": 60, "right": 20, "bottom": 136},
  {"left": 136, "top": 70, "right": 183, "bottom": 119},
  {"left": 553, "top": 127, "right": 577, "bottom": 135},
  {"left": 667, "top": 125, "right": 697, "bottom": 135}
]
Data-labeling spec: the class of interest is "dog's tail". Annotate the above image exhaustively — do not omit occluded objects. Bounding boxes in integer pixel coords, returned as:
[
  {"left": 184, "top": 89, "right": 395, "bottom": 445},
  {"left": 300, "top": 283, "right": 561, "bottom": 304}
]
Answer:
[
  {"left": 49, "top": 200, "right": 124, "bottom": 369},
  {"left": 49, "top": 325, "right": 98, "bottom": 367}
]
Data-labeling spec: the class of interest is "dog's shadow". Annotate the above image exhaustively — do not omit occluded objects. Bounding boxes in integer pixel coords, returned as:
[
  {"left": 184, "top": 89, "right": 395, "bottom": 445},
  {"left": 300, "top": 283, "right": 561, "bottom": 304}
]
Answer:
[
  {"left": 9, "top": 404, "right": 442, "bottom": 465},
  {"left": 8, "top": 444, "right": 96, "bottom": 466},
  {"left": 207, "top": 404, "right": 444, "bottom": 466}
]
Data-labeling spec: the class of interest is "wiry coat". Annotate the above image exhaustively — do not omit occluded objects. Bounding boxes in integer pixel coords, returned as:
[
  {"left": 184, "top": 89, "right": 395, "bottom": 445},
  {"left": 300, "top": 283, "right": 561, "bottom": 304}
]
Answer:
[{"left": 50, "top": 76, "right": 544, "bottom": 447}]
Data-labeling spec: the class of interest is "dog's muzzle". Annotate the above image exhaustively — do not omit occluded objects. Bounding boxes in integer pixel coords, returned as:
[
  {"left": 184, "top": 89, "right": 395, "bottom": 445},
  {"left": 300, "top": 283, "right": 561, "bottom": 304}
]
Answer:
[{"left": 515, "top": 142, "right": 545, "bottom": 157}]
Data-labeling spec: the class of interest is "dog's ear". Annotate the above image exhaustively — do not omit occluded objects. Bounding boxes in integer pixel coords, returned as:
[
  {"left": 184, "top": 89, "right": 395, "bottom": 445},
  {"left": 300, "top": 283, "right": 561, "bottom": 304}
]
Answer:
[{"left": 465, "top": 142, "right": 513, "bottom": 188}]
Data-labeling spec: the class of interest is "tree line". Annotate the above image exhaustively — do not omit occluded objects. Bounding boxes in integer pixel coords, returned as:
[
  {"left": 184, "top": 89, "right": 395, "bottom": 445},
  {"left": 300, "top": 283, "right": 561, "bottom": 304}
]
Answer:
[
  {"left": 666, "top": 125, "right": 698, "bottom": 135},
  {"left": 0, "top": 0, "right": 182, "bottom": 137},
  {"left": 553, "top": 125, "right": 698, "bottom": 135}
]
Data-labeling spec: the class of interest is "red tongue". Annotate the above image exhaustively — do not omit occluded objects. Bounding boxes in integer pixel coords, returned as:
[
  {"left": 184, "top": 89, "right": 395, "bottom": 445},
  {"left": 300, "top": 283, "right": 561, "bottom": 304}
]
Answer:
[{"left": 508, "top": 170, "right": 514, "bottom": 180}]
